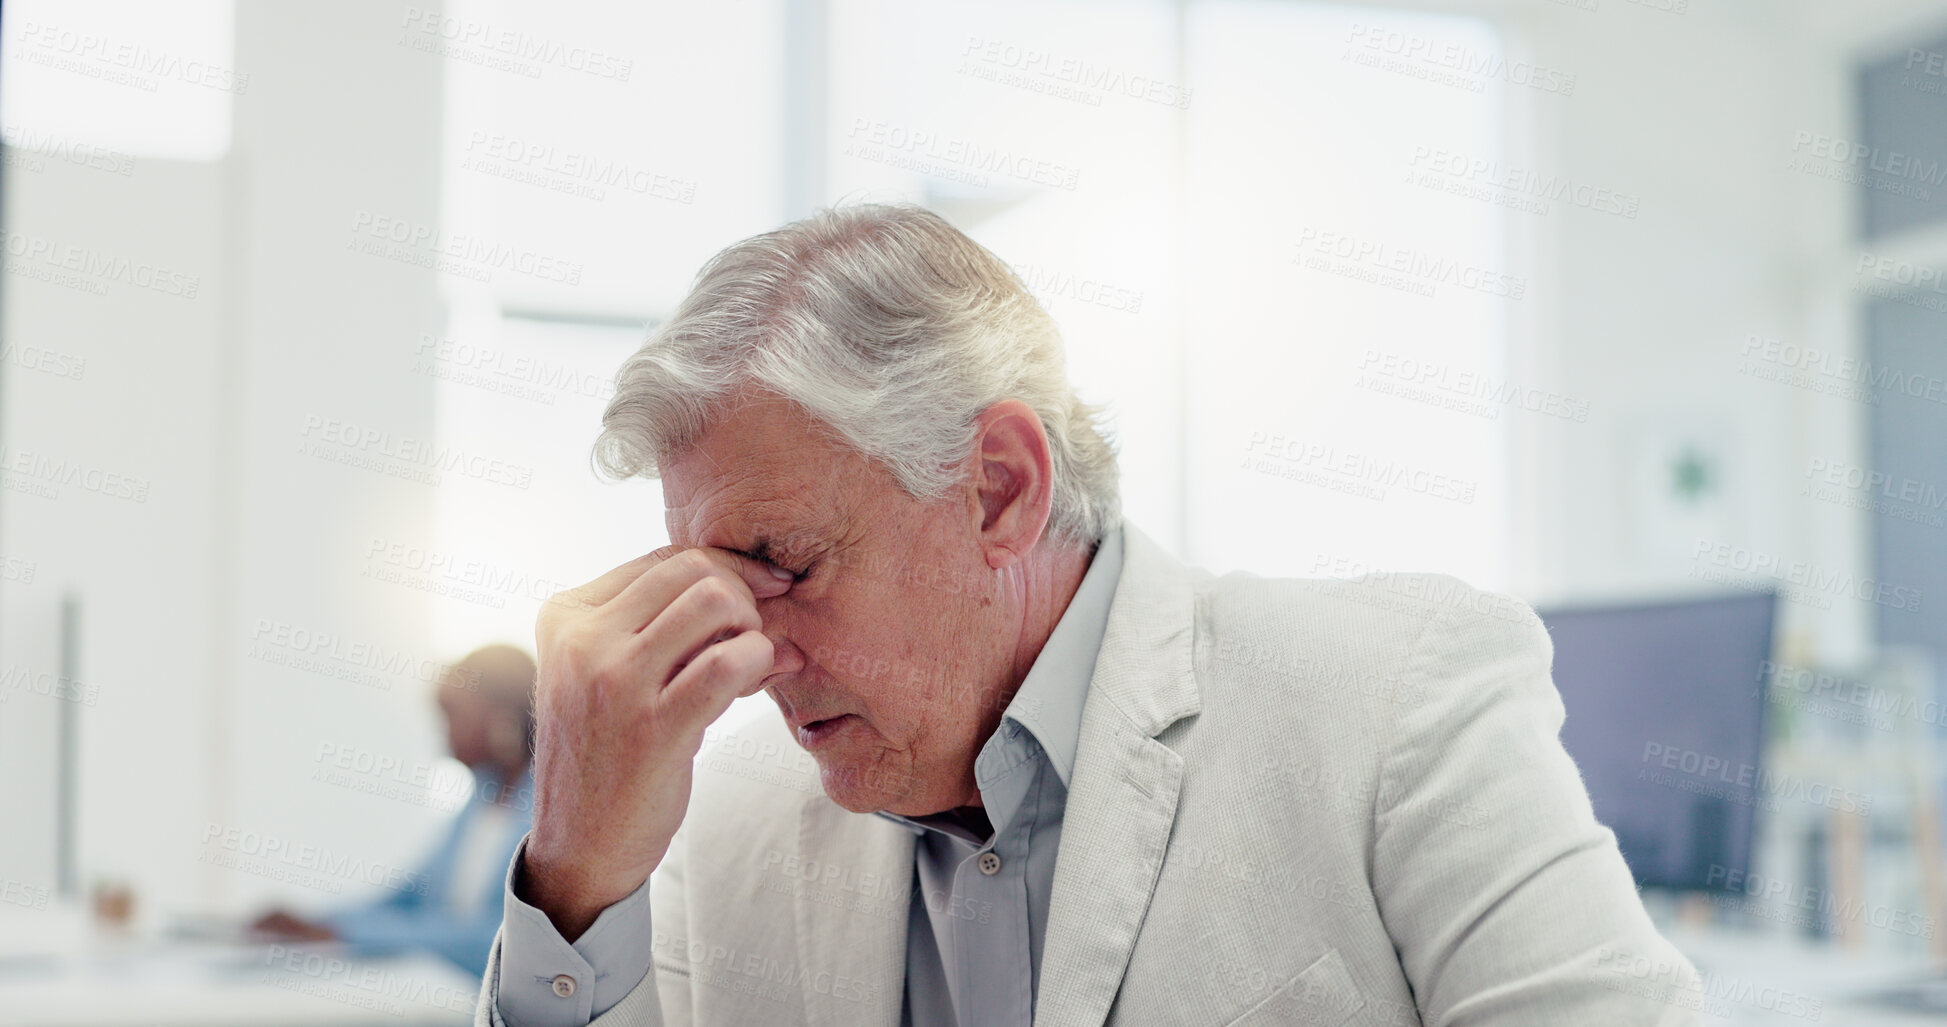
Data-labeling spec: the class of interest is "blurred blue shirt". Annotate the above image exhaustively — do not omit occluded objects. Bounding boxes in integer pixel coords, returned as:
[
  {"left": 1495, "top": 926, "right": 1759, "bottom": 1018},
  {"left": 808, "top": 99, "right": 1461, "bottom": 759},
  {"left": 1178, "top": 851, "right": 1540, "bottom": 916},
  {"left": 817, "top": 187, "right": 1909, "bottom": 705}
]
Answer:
[{"left": 324, "top": 766, "right": 534, "bottom": 977}]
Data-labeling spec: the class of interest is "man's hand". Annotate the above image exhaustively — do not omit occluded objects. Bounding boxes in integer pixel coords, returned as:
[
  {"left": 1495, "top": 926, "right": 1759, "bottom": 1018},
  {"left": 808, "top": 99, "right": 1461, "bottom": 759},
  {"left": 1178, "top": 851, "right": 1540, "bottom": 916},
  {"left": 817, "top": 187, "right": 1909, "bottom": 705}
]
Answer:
[
  {"left": 249, "top": 909, "right": 338, "bottom": 942},
  {"left": 519, "top": 546, "right": 792, "bottom": 940}
]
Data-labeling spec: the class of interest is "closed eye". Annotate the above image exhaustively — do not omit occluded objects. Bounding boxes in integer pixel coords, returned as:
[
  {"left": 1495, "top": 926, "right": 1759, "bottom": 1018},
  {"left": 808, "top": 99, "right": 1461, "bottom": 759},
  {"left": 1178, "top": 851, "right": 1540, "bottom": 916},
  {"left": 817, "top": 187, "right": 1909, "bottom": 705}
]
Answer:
[
  {"left": 738, "top": 535, "right": 819, "bottom": 583},
  {"left": 742, "top": 548, "right": 807, "bottom": 582}
]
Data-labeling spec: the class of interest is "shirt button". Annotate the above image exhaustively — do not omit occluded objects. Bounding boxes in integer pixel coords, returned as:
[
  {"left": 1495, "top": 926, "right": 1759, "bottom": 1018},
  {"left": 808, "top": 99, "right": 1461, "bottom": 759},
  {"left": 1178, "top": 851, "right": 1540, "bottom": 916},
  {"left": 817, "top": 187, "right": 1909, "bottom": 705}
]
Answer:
[
  {"left": 978, "top": 851, "right": 1002, "bottom": 875},
  {"left": 551, "top": 973, "right": 578, "bottom": 998}
]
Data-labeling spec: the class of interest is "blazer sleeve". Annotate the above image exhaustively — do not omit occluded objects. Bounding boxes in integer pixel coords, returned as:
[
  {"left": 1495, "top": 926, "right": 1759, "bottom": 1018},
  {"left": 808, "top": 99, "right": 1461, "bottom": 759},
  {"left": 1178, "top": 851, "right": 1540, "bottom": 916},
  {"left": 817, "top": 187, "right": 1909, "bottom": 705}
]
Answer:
[
  {"left": 1369, "top": 584, "right": 1705, "bottom": 1026},
  {"left": 475, "top": 828, "right": 695, "bottom": 1027}
]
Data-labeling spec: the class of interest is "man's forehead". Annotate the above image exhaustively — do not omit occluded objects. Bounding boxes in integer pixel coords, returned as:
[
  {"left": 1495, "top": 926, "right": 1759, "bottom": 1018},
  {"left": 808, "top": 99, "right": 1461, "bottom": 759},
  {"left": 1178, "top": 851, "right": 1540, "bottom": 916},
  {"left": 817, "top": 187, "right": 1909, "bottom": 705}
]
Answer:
[
  {"left": 659, "top": 391, "right": 859, "bottom": 552},
  {"left": 660, "top": 390, "right": 825, "bottom": 493},
  {"left": 662, "top": 464, "right": 826, "bottom": 555}
]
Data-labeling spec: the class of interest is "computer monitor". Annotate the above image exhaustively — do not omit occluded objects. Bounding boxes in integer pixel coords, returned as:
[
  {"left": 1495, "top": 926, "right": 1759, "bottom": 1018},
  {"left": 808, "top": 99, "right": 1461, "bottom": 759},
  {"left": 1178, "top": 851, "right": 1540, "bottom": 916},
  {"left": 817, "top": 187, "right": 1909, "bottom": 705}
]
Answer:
[{"left": 1535, "top": 591, "right": 1775, "bottom": 893}]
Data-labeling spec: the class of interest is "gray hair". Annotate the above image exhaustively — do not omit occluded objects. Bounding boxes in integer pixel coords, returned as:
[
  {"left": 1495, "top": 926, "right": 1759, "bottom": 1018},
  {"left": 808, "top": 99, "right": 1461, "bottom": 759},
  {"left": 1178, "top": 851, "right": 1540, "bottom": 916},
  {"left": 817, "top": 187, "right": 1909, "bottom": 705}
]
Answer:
[{"left": 593, "top": 203, "right": 1120, "bottom": 546}]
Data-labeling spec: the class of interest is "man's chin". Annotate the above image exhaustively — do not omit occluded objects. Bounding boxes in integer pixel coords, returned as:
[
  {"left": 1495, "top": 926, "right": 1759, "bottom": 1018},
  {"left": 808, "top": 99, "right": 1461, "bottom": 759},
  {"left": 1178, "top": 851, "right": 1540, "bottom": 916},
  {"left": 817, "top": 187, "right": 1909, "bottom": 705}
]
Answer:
[
  {"left": 816, "top": 759, "right": 923, "bottom": 814},
  {"left": 821, "top": 785, "right": 886, "bottom": 814}
]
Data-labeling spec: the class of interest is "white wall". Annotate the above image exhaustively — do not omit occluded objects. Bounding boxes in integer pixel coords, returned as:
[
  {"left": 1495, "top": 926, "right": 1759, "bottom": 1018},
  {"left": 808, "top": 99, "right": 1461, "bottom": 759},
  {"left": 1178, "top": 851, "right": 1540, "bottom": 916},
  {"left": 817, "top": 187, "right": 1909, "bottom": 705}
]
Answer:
[
  {"left": 0, "top": 0, "right": 454, "bottom": 920},
  {"left": 215, "top": 0, "right": 453, "bottom": 917},
  {"left": 0, "top": 155, "right": 228, "bottom": 907}
]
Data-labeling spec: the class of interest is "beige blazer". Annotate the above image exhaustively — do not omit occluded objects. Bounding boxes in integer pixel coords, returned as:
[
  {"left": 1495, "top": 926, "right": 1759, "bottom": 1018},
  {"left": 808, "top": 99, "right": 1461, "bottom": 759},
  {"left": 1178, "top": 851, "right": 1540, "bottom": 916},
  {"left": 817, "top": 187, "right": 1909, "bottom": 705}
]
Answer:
[{"left": 480, "top": 525, "right": 1704, "bottom": 1026}]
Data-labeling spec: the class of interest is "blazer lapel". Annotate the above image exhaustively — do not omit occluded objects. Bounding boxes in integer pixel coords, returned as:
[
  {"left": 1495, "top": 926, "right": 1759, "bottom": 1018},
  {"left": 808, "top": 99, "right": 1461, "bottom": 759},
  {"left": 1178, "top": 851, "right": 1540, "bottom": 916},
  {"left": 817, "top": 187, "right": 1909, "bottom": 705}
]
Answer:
[
  {"left": 793, "top": 793, "right": 916, "bottom": 1027},
  {"left": 1036, "top": 525, "right": 1202, "bottom": 1027}
]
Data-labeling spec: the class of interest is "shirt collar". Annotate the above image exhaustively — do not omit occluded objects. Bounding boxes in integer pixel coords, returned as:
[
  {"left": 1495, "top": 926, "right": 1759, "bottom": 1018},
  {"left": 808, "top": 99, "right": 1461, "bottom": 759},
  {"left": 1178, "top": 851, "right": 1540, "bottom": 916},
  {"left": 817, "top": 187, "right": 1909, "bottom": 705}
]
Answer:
[
  {"left": 871, "top": 524, "right": 1125, "bottom": 836},
  {"left": 998, "top": 524, "right": 1123, "bottom": 790}
]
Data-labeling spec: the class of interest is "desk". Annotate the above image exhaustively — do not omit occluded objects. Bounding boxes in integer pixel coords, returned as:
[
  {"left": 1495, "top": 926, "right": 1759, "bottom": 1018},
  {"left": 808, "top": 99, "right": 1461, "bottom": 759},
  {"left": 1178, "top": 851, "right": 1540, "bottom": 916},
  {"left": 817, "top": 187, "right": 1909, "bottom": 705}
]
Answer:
[
  {"left": 0, "top": 906, "right": 476, "bottom": 1026},
  {"left": 1663, "top": 923, "right": 1945, "bottom": 1026},
  {"left": 10, "top": 903, "right": 1933, "bottom": 1025}
]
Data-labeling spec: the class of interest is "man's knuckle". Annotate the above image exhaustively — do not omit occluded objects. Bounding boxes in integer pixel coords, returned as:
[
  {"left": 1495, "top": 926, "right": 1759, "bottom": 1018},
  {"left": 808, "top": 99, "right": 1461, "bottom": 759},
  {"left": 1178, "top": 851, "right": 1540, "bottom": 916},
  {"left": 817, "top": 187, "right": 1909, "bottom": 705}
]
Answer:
[
  {"left": 691, "top": 576, "right": 743, "bottom": 618},
  {"left": 698, "top": 644, "right": 755, "bottom": 687},
  {"left": 552, "top": 622, "right": 591, "bottom": 656},
  {"left": 586, "top": 647, "right": 632, "bottom": 689},
  {"left": 698, "top": 640, "right": 737, "bottom": 673},
  {"left": 670, "top": 548, "right": 715, "bottom": 580}
]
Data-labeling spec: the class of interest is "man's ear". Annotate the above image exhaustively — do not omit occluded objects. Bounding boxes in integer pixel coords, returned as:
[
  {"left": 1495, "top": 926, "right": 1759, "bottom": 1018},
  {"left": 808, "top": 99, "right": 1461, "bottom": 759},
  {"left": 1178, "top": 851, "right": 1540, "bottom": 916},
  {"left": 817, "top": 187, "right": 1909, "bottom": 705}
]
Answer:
[{"left": 968, "top": 400, "right": 1055, "bottom": 570}]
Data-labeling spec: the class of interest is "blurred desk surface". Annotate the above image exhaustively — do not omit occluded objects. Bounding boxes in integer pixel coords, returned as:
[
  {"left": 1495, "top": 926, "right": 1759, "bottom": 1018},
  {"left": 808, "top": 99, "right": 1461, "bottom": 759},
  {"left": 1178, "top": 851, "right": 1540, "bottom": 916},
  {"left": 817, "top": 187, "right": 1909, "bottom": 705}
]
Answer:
[
  {"left": 1664, "top": 922, "right": 1946, "bottom": 1026},
  {"left": 5, "top": 901, "right": 1942, "bottom": 1026},
  {"left": 0, "top": 905, "right": 476, "bottom": 1027}
]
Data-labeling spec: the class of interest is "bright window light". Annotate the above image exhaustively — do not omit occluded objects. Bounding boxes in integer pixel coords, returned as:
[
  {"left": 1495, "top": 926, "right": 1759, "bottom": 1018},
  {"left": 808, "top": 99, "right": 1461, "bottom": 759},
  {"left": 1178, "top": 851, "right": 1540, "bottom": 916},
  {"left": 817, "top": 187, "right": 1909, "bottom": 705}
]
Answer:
[
  {"left": 1182, "top": 1, "right": 1513, "bottom": 591},
  {"left": 1, "top": 0, "right": 237, "bottom": 161}
]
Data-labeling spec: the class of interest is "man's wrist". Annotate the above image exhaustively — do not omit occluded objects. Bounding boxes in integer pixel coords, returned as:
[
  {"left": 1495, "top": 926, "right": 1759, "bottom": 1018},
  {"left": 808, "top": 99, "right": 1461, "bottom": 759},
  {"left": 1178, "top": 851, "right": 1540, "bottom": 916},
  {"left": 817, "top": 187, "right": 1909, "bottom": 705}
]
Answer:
[
  {"left": 517, "top": 840, "right": 656, "bottom": 943},
  {"left": 497, "top": 842, "right": 660, "bottom": 1027}
]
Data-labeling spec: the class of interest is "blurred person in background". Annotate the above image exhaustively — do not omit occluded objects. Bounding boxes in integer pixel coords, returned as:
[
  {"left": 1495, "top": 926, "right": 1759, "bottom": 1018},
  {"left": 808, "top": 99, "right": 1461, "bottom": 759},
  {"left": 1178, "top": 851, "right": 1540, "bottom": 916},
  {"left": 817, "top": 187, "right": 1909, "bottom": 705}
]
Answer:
[{"left": 252, "top": 644, "right": 538, "bottom": 977}]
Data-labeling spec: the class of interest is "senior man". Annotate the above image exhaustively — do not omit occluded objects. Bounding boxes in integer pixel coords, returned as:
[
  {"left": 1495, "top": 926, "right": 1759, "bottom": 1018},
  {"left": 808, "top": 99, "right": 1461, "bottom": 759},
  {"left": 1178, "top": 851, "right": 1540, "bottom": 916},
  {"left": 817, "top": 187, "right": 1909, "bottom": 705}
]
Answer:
[{"left": 478, "top": 204, "right": 1701, "bottom": 1027}]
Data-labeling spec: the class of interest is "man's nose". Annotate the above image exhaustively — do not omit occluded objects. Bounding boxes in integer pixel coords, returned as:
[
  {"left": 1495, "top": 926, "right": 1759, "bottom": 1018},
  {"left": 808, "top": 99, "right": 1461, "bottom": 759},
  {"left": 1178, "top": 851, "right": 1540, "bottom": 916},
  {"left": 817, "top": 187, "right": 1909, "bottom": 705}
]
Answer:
[
  {"left": 754, "top": 598, "right": 807, "bottom": 678},
  {"left": 766, "top": 634, "right": 808, "bottom": 679}
]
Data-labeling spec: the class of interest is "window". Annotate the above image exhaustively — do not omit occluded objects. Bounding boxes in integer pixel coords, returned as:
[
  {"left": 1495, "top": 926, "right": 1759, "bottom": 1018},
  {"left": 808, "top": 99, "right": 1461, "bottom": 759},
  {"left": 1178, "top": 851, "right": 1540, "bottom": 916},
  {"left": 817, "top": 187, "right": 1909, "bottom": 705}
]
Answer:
[
  {"left": 429, "top": 0, "right": 1517, "bottom": 672},
  {"left": 1, "top": 0, "right": 237, "bottom": 161},
  {"left": 1180, "top": 1, "right": 1512, "bottom": 589}
]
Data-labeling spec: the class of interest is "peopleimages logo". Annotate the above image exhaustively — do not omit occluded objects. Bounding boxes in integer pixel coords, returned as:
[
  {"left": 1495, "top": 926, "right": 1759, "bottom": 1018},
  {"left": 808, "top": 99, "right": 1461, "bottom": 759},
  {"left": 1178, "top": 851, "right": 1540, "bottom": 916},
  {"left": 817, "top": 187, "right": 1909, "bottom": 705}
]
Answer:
[
  {"left": 1706, "top": 865, "right": 1935, "bottom": 939},
  {"left": 1761, "top": 659, "right": 1947, "bottom": 728},
  {"left": 347, "top": 211, "right": 584, "bottom": 285},
  {"left": 1806, "top": 459, "right": 1933, "bottom": 495},
  {"left": 1856, "top": 252, "right": 1947, "bottom": 295},
  {"left": 459, "top": 131, "right": 694, "bottom": 203},
  {"left": 1640, "top": 741, "right": 1873, "bottom": 815},
  {"left": 1343, "top": 23, "right": 1576, "bottom": 95},
  {"left": 411, "top": 334, "right": 616, "bottom": 404},
  {"left": 1689, "top": 539, "right": 1922, "bottom": 612},
  {"left": 398, "top": 8, "right": 633, "bottom": 81},
  {"left": 363, "top": 538, "right": 568, "bottom": 603},
  {"left": 1242, "top": 433, "right": 1478, "bottom": 504},
  {"left": 3, "top": 229, "right": 200, "bottom": 298},
  {"left": 1791, "top": 130, "right": 1947, "bottom": 188},
  {"left": 0, "top": 444, "right": 150, "bottom": 502},
  {"left": 299, "top": 414, "right": 534, "bottom": 489},
  {"left": 959, "top": 36, "right": 1192, "bottom": 108},
  {"left": 1405, "top": 146, "right": 1640, "bottom": 218},
  {"left": 14, "top": 19, "right": 250, "bottom": 93},
  {"left": 0, "top": 879, "right": 50, "bottom": 911},
  {"left": 247, "top": 619, "right": 457, "bottom": 691},
  {"left": 844, "top": 118, "right": 1081, "bottom": 191},
  {"left": 1354, "top": 349, "right": 1586, "bottom": 421},
  {"left": 1740, "top": 332, "right": 1947, "bottom": 406},
  {"left": 1594, "top": 947, "right": 1819, "bottom": 1022},
  {"left": 0, "top": 123, "right": 136, "bottom": 177},
  {"left": 261, "top": 946, "right": 474, "bottom": 1015},
  {"left": 199, "top": 823, "right": 428, "bottom": 896}
]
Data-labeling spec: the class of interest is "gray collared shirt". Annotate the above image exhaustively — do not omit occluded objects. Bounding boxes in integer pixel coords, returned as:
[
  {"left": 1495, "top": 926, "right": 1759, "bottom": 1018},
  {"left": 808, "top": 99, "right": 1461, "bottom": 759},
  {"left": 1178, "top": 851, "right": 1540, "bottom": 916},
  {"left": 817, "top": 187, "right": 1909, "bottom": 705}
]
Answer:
[{"left": 495, "top": 527, "right": 1124, "bottom": 1027}]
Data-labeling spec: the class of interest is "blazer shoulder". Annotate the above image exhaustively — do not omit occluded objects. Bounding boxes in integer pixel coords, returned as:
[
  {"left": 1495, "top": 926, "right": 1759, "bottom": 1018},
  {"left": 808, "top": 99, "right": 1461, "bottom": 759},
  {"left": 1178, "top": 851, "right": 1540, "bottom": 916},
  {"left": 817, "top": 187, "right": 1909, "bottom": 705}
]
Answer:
[
  {"left": 1200, "top": 566, "right": 1537, "bottom": 639},
  {"left": 1213, "top": 563, "right": 1542, "bottom": 633},
  {"left": 1191, "top": 569, "right": 1549, "bottom": 712}
]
